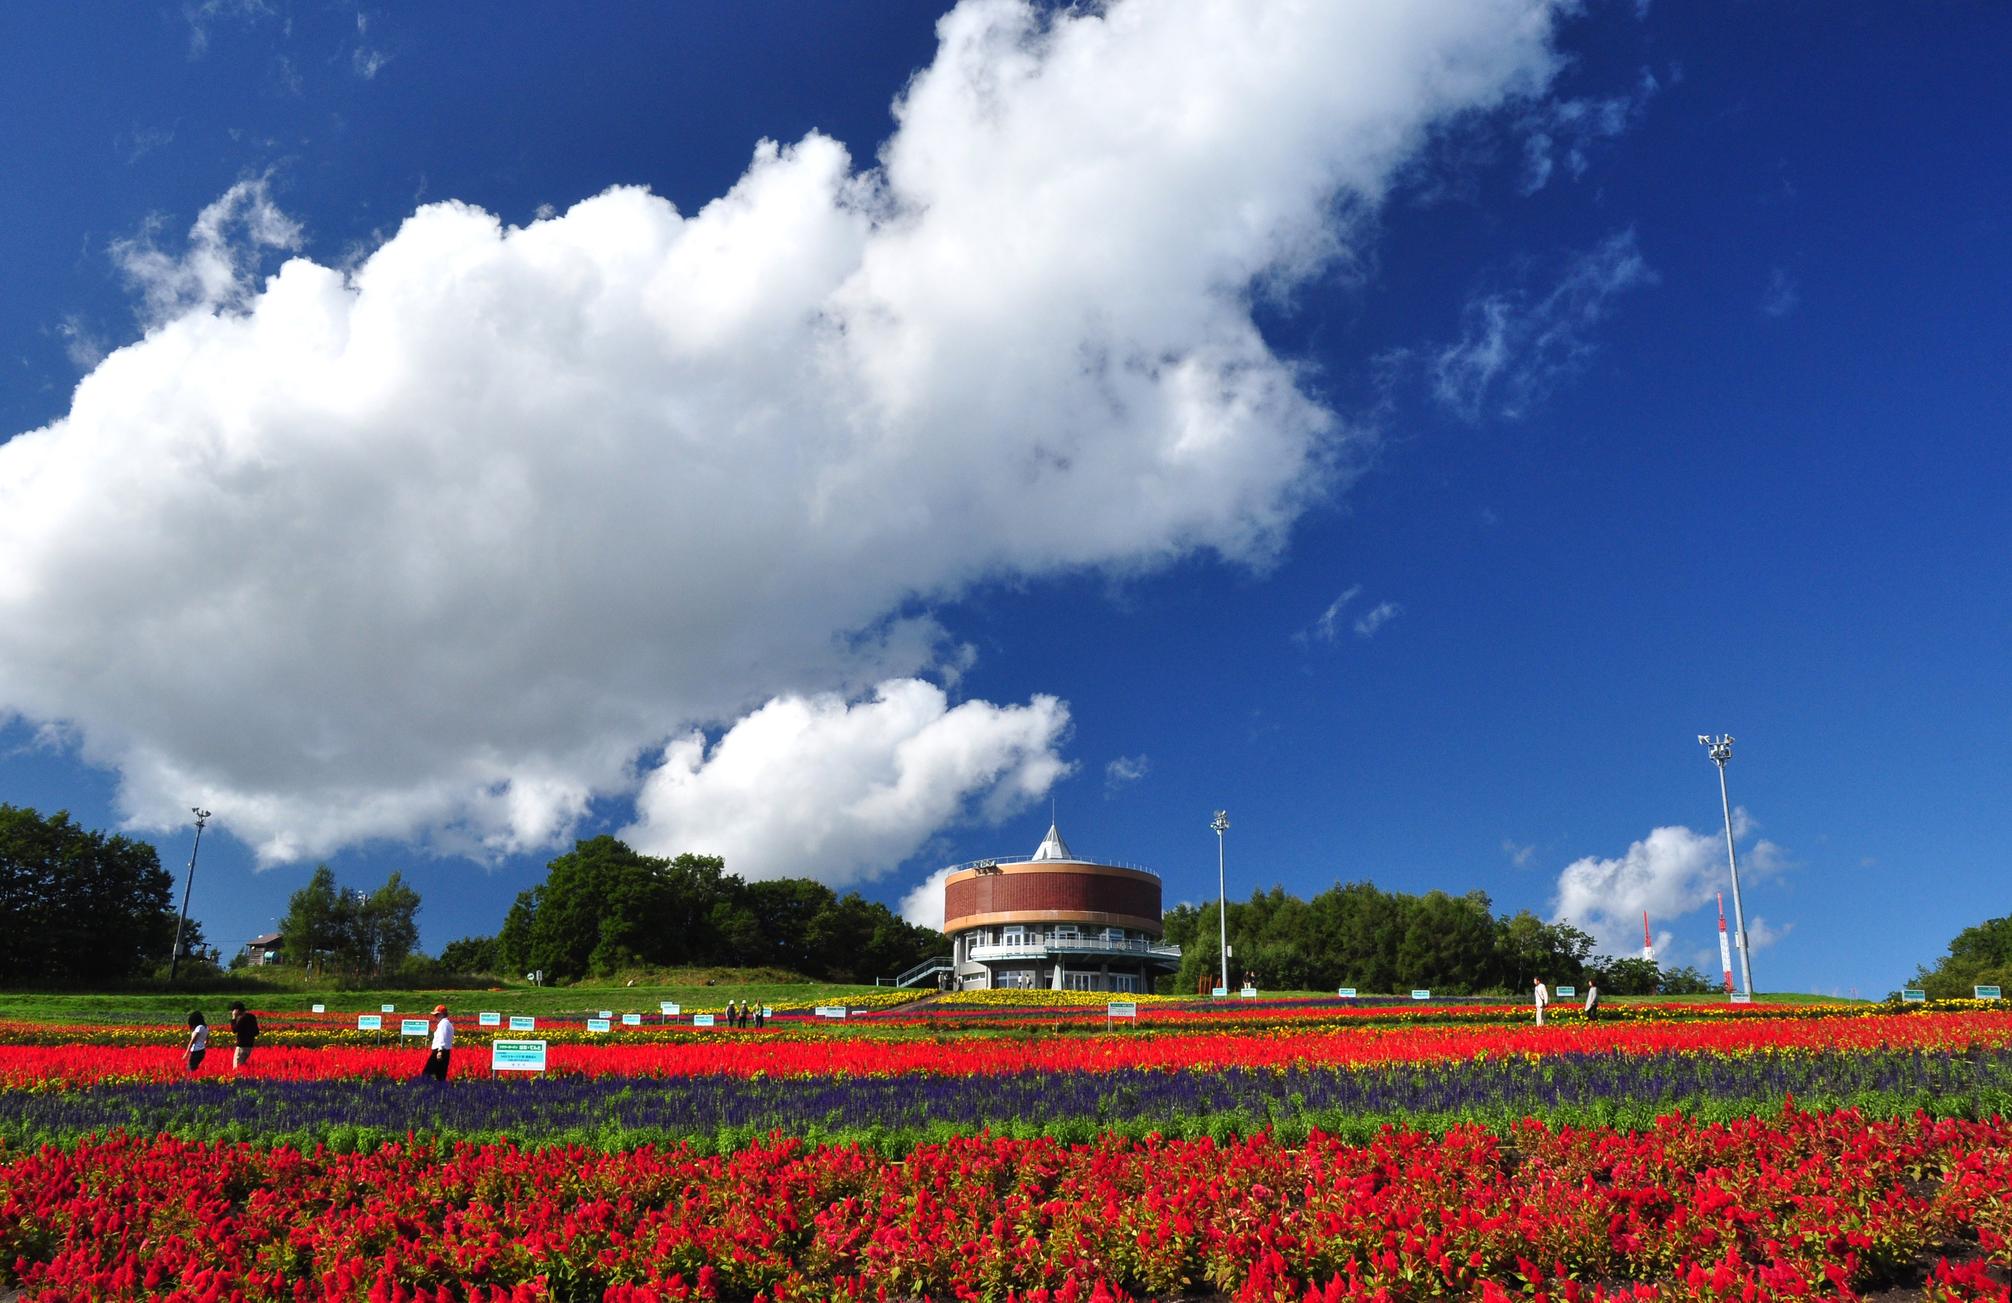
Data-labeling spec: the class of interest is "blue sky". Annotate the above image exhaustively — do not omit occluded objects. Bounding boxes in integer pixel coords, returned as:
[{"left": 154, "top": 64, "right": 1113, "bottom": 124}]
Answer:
[{"left": 1, "top": 2, "right": 2005, "bottom": 997}]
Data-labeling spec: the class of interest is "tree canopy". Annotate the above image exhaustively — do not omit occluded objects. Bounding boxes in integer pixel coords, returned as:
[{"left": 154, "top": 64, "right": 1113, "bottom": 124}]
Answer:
[
  {"left": 0, "top": 805, "right": 180, "bottom": 984},
  {"left": 1166, "top": 880, "right": 1600, "bottom": 995},
  {"left": 490, "top": 836, "right": 943, "bottom": 983},
  {"left": 277, "top": 865, "right": 422, "bottom": 977},
  {"left": 1909, "top": 913, "right": 2012, "bottom": 1000}
]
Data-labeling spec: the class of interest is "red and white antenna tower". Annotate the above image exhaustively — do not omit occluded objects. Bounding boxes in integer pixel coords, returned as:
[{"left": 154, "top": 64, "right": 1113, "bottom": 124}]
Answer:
[
  {"left": 1642, "top": 911, "right": 1655, "bottom": 963},
  {"left": 1716, "top": 893, "right": 1735, "bottom": 995}
]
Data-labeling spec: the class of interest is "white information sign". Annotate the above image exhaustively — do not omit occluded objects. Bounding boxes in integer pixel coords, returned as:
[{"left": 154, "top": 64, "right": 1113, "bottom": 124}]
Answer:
[
  {"left": 380, "top": 1003, "right": 396, "bottom": 1013},
  {"left": 400, "top": 1018, "right": 429, "bottom": 1037},
  {"left": 1211, "top": 986, "right": 1228, "bottom": 998},
  {"left": 508, "top": 1015, "right": 536, "bottom": 1032},
  {"left": 693, "top": 1013, "right": 716, "bottom": 1027},
  {"left": 597, "top": 1010, "right": 613, "bottom": 1020},
  {"left": 1731, "top": 992, "right": 1755, "bottom": 1004},
  {"left": 621, "top": 1013, "right": 642, "bottom": 1026},
  {"left": 1902, "top": 989, "right": 1927, "bottom": 1003},
  {"left": 356, "top": 1014, "right": 382, "bottom": 1031},
  {"left": 1336, "top": 988, "right": 1357, "bottom": 999},
  {"left": 1556, "top": 985, "right": 1576, "bottom": 998},
  {"left": 1239, "top": 986, "right": 1257, "bottom": 998},
  {"left": 660, "top": 1002, "right": 681, "bottom": 1015},
  {"left": 585, "top": 1018, "right": 611, "bottom": 1032},
  {"left": 491, "top": 1040, "right": 547, "bottom": 1073},
  {"left": 1410, "top": 989, "right": 1431, "bottom": 1001},
  {"left": 478, "top": 1011, "right": 501, "bottom": 1027},
  {"left": 311, "top": 1003, "right": 325, "bottom": 1014},
  {"left": 1107, "top": 1001, "right": 1137, "bottom": 1019},
  {"left": 1977, "top": 986, "right": 2003, "bottom": 1000}
]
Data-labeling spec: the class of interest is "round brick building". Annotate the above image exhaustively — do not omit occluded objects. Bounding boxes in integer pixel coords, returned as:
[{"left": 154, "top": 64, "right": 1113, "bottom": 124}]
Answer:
[{"left": 943, "top": 822, "right": 1180, "bottom": 992}]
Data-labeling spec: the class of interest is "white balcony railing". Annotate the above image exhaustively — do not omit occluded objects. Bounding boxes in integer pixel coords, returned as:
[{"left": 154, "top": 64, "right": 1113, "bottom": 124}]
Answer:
[{"left": 967, "top": 938, "right": 1181, "bottom": 963}]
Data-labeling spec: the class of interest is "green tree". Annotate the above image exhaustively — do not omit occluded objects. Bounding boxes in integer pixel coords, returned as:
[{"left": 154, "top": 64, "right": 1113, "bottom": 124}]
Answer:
[
  {"left": 363, "top": 872, "right": 422, "bottom": 974},
  {"left": 278, "top": 866, "right": 345, "bottom": 971},
  {"left": 0, "top": 806, "right": 179, "bottom": 984},
  {"left": 439, "top": 935, "right": 500, "bottom": 976},
  {"left": 1909, "top": 914, "right": 2012, "bottom": 1000}
]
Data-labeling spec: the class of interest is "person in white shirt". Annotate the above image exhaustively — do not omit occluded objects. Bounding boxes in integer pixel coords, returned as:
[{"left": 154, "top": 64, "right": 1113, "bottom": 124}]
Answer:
[
  {"left": 1533, "top": 978, "right": 1549, "bottom": 1026},
  {"left": 1583, "top": 980, "right": 1601, "bottom": 1021},
  {"left": 185, "top": 1010, "right": 209, "bottom": 1072},
  {"left": 421, "top": 1004, "right": 454, "bottom": 1080}
]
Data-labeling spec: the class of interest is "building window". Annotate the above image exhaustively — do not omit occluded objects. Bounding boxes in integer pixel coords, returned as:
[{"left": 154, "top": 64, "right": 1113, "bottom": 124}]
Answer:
[{"left": 1003, "top": 926, "right": 1025, "bottom": 946}]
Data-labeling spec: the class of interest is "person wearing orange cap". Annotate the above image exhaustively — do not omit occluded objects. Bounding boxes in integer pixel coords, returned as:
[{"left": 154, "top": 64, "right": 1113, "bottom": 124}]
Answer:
[{"left": 420, "top": 1003, "right": 454, "bottom": 1080}]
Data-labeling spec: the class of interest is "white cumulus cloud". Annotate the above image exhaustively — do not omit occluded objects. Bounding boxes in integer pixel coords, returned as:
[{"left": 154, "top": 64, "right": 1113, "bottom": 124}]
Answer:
[
  {"left": 1551, "top": 811, "right": 1788, "bottom": 960},
  {"left": 0, "top": 0, "right": 1569, "bottom": 868},
  {"left": 624, "top": 678, "right": 1069, "bottom": 887}
]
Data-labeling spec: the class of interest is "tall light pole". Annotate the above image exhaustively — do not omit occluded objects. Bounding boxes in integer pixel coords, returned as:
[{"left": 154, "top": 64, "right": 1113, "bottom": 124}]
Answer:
[
  {"left": 1698, "top": 735, "right": 1754, "bottom": 1000},
  {"left": 1211, "top": 810, "right": 1230, "bottom": 995},
  {"left": 168, "top": 808, "right": 211, "bottom": 981}
]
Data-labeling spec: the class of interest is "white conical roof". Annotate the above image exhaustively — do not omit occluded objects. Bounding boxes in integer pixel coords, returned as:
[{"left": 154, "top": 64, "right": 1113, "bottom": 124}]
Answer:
[{"left": 1030, "top": 821, "right": 1075, "bottom": 861}]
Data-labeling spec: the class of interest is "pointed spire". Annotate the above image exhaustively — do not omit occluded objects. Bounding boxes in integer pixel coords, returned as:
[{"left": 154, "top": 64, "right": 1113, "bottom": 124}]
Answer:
[{"left": 1031, "top": 819, "right": 1075, "bottom": 862}]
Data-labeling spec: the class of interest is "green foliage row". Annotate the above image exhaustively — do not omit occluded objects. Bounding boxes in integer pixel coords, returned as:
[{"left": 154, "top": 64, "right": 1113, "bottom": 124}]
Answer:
[
  {"left": 491, "top": 836, "right": 943, "bottom": 984},
  {"left": 0, "top": 805, "right": 194, "bottom": 985},
  {"left": 1908, "top": 912, "right": 2012, "bottom": 1001},
  {"left": 1160, "top": 881, "right": 1720, "bottom": 997},
  {"left": 274, "top": 866, "right": 422, "bottom": 978}
]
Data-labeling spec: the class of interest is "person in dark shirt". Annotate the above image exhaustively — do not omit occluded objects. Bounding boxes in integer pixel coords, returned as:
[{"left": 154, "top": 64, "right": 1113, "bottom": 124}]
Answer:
[{"left": 227, "top": 1002, "right": 260, "bottom": 1069}]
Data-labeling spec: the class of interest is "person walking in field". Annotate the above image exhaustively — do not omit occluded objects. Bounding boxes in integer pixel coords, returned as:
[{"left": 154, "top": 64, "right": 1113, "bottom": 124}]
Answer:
[
  {"left": 1582, "top": 980, "right": 1601, "bottom": 1021},
  {"left": 227, "top": 1002, "right": 259, "bottom": 1069},
  {"left": 184, "top": 1010, "right": 208, "bottom": 1072},
  {"left": 420, "top": 1004, "right": 454, "bottom": 1080},
  {"left": 1533, "top": 977, "right": 1549, "bottom": 1027}
]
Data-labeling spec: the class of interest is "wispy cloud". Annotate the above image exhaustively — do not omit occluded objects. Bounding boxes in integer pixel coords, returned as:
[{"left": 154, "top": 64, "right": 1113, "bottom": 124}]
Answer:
[
  {"left": 1759, "top": 267, "right": 1800, "bottom": 318},
  {"left": 1433, "top": 229, "right": 1657, "bottom": 422},
  {"left": 1103, "top": 754, "right": 1150, "bottom": 796},
  {"left": 110, "top": 176, "right": 302, "bottom": 326},
  {"left": 1519, "top": 68, "right": 1660, "bottom": 195},
  {"left": 1352, "top": 601, "right": 1402, "bottom": 639},
  {"left": 1298, "top": 584, "right": 1362, "bottom": 645},
  {"left": 1502, "top": 838, "right": 1538, "bottom": 869}
]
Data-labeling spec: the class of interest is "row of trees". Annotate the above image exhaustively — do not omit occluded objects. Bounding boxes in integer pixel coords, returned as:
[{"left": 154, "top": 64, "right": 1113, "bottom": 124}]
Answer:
[
  {"left": 482, "top": 836, "right": 943, "bottom": 984},
  {"left": 0, "top": 805, "right": 197, "bottom": 984},
  {"left": 1163, "top": 882, "right": 1716, "bottom": 996},
  {"left": 1908, "top": 913, "right": 2011, "bottom": 1000},
  {"left": 275, "top": 866, "right": 423, "bottom": 978}
]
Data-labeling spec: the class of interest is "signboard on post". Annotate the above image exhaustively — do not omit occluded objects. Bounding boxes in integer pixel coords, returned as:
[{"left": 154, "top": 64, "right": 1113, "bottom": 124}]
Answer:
[
  {"left": 1337, "top": 988, "right": 1357, "bottom": 998},
  {"left": 1211, "top": 986, "right": 1227, "bottom": 998},
  {"left": 586, "top": 1018, "right": 611, "bottom": 1033},
  {"left": 491, "top": 1040, "right": 547, "bottom": 1073},
  {"left": 621, "top": 1013, "right": 642, "bottom": 1026},
  {"left": 400, "top": 1018, "right": 429, "bottom": 1037},
  {"left": 693, "top": 1013, "right": 716, "bottom": 1027},
  {"left": 1730, "top": 992, "right": 1753, "bottom": 1004},
  {"left": 1410, "top": 989, "right": 1431, "bottom": 1001},
  {"left": 356, "top": 1014, "right": 382, "bottom": 1031},
  {"left": 1555, "top": 986, "right": 1576, "bottom": 998},
  {"left": 660, "top": 1002, "right": 681, "bottom": 1016},
  {"left": 311, "top": 1003, "right": 325, "bottom": 1014},
  {"left": 478, "top": 1011, "right": 501, "bottom": 1028},
  {"left": 814, "top": 1005, "right": 849, "bottom": 1019},
  {"left": 1107, "top": 1001, "right": 1137, "bottom": 1019},
  {"left": 508, "top": 1015, "right": 536, "bottom": 1032},
  {"left": 1902, "top": 989, "right": 1927, "bottom": 1003},
  {"left": 1976, "top": 986, "right": 2003, "bottom": 1000},
  {"left": 380, "top": 1003, "right": 396, "bottom": 1014},
  {"left": 1239, "top": 985, "right": 1257, "bottom": 998},
  {"left": 597, "top": 1010, "right": 613, "bottom": 1020}
]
